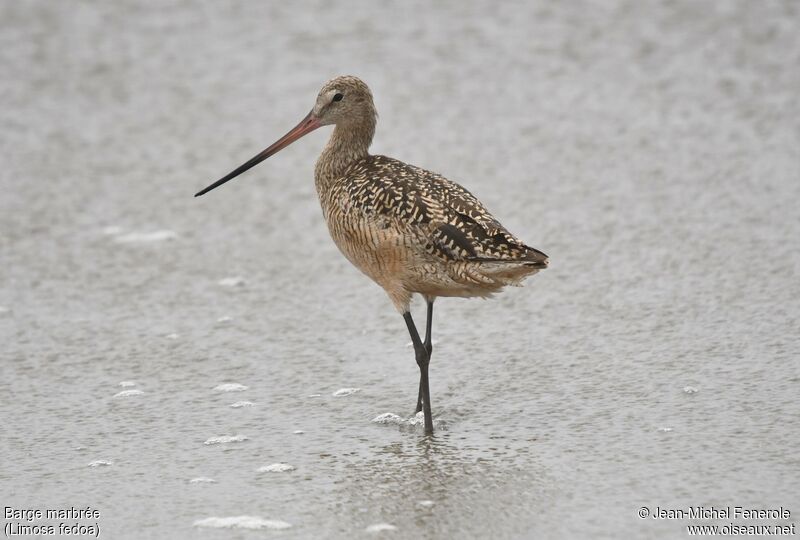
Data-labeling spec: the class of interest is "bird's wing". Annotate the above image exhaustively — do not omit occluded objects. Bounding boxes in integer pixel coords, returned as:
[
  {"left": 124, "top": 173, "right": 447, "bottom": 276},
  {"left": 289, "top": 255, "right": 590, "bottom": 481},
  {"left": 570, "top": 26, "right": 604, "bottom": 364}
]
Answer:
[{"left": 343, "top": 155, "right": 547, "bottom": 264}]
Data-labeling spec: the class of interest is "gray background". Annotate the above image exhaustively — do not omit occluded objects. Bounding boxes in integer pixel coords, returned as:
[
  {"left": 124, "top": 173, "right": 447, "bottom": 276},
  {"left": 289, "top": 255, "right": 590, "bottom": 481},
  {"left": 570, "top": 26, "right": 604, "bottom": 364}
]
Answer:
[{"left": 1, "top": 1, "right": 798, "bottom": 538}]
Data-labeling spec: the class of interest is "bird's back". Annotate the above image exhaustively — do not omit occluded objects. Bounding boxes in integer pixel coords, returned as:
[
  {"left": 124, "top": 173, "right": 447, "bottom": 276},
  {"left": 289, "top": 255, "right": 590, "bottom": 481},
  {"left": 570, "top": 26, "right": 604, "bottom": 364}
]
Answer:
[{"left": 317, "top": 155, "right": 547, "bottom": 307}]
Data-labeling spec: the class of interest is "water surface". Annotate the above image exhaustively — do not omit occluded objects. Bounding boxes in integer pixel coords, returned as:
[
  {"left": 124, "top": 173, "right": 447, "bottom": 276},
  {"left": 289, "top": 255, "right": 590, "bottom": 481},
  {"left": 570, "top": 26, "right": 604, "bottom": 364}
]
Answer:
[{"left": 1, "top": 1, "right": 798, "bottom": 538}]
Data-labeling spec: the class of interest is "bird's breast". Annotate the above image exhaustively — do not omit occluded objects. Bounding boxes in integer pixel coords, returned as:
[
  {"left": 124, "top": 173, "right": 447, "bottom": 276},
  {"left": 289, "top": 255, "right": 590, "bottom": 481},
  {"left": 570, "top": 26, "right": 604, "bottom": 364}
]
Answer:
[{"left": 319, "top": 192, "right": 418, "bottom": 286}]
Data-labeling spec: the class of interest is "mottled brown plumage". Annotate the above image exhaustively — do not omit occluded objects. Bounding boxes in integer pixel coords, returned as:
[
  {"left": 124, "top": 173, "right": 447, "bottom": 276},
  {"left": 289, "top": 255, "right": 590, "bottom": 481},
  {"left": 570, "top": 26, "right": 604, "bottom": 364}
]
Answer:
[
  {"left": 311, "top": 76, "right": 548, "bottom": 312},
  {"left": 195, "top": 75, "right": 549, "bottom": 434}
]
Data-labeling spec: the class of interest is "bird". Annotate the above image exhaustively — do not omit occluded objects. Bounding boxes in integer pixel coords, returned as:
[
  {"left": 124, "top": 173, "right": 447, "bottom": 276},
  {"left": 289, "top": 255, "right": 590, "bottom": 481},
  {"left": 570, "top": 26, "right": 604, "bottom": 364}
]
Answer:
[{"left": 195, "top": 76, "right": 548, "bottom": 434}]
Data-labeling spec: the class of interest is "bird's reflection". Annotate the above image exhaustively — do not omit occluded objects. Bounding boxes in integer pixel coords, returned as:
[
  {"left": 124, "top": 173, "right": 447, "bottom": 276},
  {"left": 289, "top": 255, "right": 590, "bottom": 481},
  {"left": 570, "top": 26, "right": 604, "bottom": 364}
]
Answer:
[{"left": 332, "top": 431, "right": 548, "bottom": 536}]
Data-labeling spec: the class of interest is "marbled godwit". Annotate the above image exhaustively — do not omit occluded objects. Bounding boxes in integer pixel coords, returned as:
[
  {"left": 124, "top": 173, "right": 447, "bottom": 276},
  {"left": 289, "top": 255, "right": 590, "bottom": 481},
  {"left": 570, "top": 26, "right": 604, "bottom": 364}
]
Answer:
[{"left": 195, "top": 76, "right": 548, "bottom": 434}]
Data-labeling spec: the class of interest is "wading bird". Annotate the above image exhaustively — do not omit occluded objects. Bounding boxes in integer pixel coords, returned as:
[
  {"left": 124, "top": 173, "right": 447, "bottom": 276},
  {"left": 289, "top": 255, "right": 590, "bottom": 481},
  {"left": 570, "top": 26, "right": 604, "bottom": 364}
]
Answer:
[{"left": 195, "top": 76, "right": 548, "bottom": 434}]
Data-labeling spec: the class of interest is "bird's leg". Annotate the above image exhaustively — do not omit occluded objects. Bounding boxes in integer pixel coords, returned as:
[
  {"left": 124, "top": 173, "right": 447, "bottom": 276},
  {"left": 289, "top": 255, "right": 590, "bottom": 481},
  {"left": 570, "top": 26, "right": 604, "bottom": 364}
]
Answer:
[
  {"left": 404, "top": 311, "right": 433, "bottom": 435},
  {"left": 415, "top": 300, "right": 434, "bottom": 414}
]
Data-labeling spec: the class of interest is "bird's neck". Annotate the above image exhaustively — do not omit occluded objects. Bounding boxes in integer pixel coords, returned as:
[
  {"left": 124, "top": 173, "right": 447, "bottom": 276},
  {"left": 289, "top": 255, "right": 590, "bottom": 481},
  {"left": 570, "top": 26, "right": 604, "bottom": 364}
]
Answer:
[{"left": 315, "top": 118, "right": 375, "bottom": 189}]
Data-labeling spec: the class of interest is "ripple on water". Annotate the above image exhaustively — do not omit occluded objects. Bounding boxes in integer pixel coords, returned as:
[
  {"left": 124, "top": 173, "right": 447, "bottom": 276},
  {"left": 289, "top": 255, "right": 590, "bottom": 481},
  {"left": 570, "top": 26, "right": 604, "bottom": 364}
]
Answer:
[
  {"left": 87, "top": 460, "right": 112, "bottom": 467},
  {"left": 214, "top": 383, "right": 248, "bottom": 392},
  {"left": 332, "top": 388, "right": 360, "bottom": 397},
  {"left": 365, "top": 523, "right": 398, "bottom": 533},
  {"left": 257, "top": 463, "right": 295, "bottom": 473},
  {"left": 113, "top": 389, "right": 144, "bottom": 398},
  {"left": 204, "top": 435, "right": 248, "bottom": 445},
  {"left": 117, "top": 381, "right": 137, "bottom": 387},
  {"left": 193, "top": 516, "right": 291, "bottom": 530}
]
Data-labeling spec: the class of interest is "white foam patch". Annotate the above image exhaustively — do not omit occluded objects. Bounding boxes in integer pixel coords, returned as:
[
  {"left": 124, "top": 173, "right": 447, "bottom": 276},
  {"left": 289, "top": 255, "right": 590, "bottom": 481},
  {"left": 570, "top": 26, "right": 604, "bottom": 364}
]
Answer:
[
  {"left": 88, "top": 460, "right": 112, "bottom": 467},
  {"left": 332, "top": 388, "right": 360, "bottom": 397},
  {"left": 193, "top": 516, "right": 291, "bottom": 530},
  {"left": 683, "top": 386, "right": 698, "bottom": 394},
  {"left": 214, "top": 383, "right": 248, "bottom": 392},
  {"left": 293, "top": 430, "right": 304, "bottom": 435},
  {"left": 418, "top": 500, "right": 435, "bottom": 508},
  {"left": 658, "top": 427, "right": 673, "bottom": 433},
  {"left": 366, "top": 523, "right": 397, "bottom": 533},
  {"left": 118, "top": 381, "right": 137, "bottom": 387},
  {"left": 216, "top": 316, "right": 233, "bottom": 325},
  {"left": 230, "top": 401, "right": 255, "bottom": 408},
  {"left": 372, "top": 411, "right": 444, "bottom": 430},
  {"left": 204, "top": 434, "right": 248, "bottom": 445},
  {"left": 165, "top": 333, "right": 179, "bottom": 340},
  {"left": 189, "top": 477, "right": 216, "bottom": 484},
  {"left": 372, "top": 413, "right": 404, "bottom": 425},
  {"left": 307, "top": 394, "right": 322, "bottom": 398},
  {"left": 114, "top": 230, "right": 177, "bottom": 243},
  {"left": 218, "top": 276, "right": 246, "bottom": 287},
  {"left": 113, "top": 389, "right": 144, "bottom": 398},
  {"left": 257, "top": 463, "right": 295, "bottom": 473},
  {"left": 406, "top": 411, "right": 426, "bottom": 426}
]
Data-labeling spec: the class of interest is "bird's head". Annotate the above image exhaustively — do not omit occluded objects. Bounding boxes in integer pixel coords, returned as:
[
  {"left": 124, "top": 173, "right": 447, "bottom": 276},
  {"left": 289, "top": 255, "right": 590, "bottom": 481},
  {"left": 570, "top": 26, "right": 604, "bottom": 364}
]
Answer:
[
  {"left": 312, "top": 75, "right": 377, "bottom": 128},
  {"left": 194, "top": 75, "right": 375, "bottom": 197}
]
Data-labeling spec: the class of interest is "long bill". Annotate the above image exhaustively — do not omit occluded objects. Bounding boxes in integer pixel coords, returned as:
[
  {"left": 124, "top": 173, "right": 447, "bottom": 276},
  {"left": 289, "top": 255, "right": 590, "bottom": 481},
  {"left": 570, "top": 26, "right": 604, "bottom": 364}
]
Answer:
[{"left": 195, "top": 111, "right": 321, "bottom": 197}]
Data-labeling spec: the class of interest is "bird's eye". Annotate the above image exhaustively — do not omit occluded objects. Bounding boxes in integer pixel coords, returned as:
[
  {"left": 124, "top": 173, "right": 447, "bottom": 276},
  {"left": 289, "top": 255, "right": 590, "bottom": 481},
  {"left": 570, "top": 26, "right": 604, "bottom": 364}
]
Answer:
[{"left": 332, "top": 93, "right": 344, "bottom": 102}]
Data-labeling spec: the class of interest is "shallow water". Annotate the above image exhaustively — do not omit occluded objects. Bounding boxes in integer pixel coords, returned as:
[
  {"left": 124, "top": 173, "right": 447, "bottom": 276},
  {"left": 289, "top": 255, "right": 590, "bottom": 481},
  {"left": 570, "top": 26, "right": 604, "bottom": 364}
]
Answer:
[{"left": 2, "top": 1, "right": 799, "bottom": 538}]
